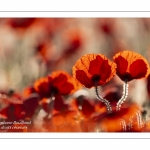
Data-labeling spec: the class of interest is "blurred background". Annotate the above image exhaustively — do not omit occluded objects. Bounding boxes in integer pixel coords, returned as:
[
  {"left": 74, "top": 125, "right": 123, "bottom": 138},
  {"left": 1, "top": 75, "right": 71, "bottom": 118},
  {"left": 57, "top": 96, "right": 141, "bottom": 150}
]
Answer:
[{"left": 0, "top": 18, "right": 150, "bottom": 120}]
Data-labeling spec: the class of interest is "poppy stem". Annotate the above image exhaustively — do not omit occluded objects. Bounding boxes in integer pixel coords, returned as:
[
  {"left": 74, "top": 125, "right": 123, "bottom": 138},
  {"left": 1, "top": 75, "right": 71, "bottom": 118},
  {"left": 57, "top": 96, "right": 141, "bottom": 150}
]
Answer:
[
  {"left": 128, "top": 116, "right": 133, "bottom": 130},
  {"left": 136, "top": 111, "right": 144, "bottom": 129},
  {"left": 116, "top": 81, "right": 129, "bottom": 111},
  {"left": 94, "top": 84, "right": 112, "bottom": 114}
]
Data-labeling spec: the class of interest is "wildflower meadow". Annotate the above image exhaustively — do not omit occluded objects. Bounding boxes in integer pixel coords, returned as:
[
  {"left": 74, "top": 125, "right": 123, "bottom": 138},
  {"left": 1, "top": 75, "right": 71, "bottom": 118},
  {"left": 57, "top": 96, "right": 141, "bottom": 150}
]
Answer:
[{"left": 0, "top": 18, "right": 150, "bottom": 132}]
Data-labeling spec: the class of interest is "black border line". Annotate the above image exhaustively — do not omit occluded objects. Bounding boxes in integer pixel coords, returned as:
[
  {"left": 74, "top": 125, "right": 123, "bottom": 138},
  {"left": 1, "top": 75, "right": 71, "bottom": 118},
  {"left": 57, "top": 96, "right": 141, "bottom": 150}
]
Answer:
[{"left": 0, "top": 12, "right": 150, "bottom": 139}]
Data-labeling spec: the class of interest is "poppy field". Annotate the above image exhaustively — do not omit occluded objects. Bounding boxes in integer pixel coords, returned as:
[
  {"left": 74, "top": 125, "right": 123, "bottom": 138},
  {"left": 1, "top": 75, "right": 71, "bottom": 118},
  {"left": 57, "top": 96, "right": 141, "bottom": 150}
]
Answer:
[{"left": 1, "top": 18, "right": 150, "bottom": 132}]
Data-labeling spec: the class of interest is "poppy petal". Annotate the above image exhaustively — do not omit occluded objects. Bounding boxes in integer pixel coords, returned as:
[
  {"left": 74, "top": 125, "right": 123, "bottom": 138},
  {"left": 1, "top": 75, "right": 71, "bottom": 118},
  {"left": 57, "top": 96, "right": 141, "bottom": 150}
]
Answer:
[
  {"left": 34, "top": 77, "right": 52, "bottom": 98},
  {"left": 130, "top": 59, "right": 149, "bottom": 79},
  {"left": 75, "top": 70, "right": 93, "bottom": 88},
  {"left": 51, "top": 71, "right": 80, "bottom": 95}
]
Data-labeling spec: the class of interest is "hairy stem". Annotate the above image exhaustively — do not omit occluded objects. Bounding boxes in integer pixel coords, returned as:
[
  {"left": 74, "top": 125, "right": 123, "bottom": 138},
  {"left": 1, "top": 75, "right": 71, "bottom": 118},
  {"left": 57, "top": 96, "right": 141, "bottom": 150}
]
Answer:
[
  {"left": 116, "top": 81, "right": 129, "bottom": 111},
  {"left": 128, "top": 115, "right": 133, "bottom": 131},
  {"left": 95, "top": 84, "right": 112, "bottom": 114},
  {"left": 136, "top": 111, "right": 144, "bottom": 128},
  {"left": 120, "top": 119, "right": 127, "bottom": 131}
]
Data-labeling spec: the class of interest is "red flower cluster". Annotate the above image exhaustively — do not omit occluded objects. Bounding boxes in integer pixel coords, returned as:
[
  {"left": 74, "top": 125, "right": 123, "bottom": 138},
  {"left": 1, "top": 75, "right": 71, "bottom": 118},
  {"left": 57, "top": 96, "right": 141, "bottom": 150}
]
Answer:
[
  {"left": 72, "top": 50, "right": 150, "bottom": 113},
  {"left": 73, "top": 50, "right": 150, "bottom": 86},
  {"left": 34, "top": 70, "right": 80, "bottom": 98},
  {"left": 0, "top": 49, "right": 150, "bottom": 132},
  {"left": 0, "top": 18, "right": 150, "bottom": 132}
]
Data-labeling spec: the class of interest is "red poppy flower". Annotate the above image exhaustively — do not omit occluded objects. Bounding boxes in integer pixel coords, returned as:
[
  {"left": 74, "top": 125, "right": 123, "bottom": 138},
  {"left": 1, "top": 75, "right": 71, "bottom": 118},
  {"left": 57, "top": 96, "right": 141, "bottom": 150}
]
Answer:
[
  {"left": 113, "top": 50, "right": 150, "bottom": 82},
  {"left": 0, "top": 95, "right": 40, "bottom": 121},
  {"left": 0, "top": 104, "right": 25, "bottom": 121},
  {"left": 34, "top": 71, "right": 80, "bottom": 98},
  {"left": 34, "top": 76, "right": 52, "bottom": 98},
  {"left": 50, "top": 71, "right": 80, "bottom": 95},
  {"left": 72, "top": 54, "right": 117, "bottom": 88}
]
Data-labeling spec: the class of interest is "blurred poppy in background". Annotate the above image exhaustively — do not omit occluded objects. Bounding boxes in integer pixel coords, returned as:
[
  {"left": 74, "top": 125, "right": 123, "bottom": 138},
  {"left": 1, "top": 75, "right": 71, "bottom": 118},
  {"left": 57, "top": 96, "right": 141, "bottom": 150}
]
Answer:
[
  {"left": 6, "top": 18, "right": 36, "bottom": 30},
  {"left": 1, "top": 18, "right": 150, "bottom": 132},
  {"left": 34, "top": 70, "right": 80, "bottom": 98}
]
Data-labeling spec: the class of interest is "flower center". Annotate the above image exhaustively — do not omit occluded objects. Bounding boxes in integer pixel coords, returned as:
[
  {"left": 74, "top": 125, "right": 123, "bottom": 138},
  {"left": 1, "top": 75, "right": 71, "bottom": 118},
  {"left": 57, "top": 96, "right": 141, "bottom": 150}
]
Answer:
[
  {"left": 91, "top": 74, "right": 101, "bottom": 83},
  {"left": 52, "top": 87, "right": 59, "bottom": 95}
]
